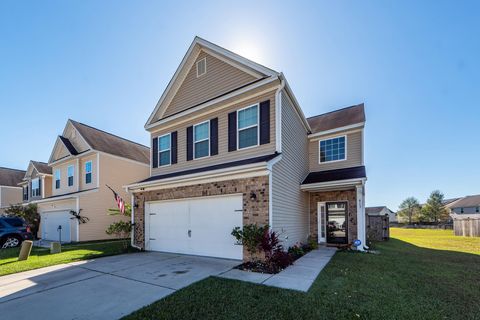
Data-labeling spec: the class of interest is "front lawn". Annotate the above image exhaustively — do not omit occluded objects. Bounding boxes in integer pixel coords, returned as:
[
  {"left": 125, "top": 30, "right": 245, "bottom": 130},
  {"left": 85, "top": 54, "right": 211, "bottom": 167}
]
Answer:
[
  {"left": 124, "top": 228, "right": 480, "bottom": 320},
  {"left": 0, "top": 240, "right": 134, "bottom": 276}
]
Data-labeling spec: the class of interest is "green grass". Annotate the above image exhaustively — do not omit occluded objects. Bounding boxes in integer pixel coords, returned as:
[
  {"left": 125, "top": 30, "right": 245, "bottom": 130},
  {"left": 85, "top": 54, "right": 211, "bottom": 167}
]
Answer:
[
  {"left": 124, "top": 228, "right": 480, "bottom": 320},
  {"left": 0, "top": 240, "right": 134, "bottom": 276}
]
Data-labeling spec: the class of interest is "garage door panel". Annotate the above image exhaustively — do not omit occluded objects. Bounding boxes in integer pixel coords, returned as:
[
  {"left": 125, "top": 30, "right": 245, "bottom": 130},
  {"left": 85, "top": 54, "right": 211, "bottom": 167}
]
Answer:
[
  {"left": 41, "top": 211, "right": 72, "bottom": 242},
  {"left": 147, "top": 195, "right": 243, "bottom": 260}
]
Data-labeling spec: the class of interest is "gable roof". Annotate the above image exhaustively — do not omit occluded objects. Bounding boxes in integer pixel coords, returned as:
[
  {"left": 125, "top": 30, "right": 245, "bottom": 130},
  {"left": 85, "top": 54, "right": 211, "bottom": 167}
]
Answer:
[
  {"left": 302, "top": 166, "right": 366, "bottom": 185},
  {"left": 31, "top": 161, "right": 52, "bottom": 175},
  {"left": 59, "top": 136, "right": 79, "bottom": 156},
  {"left": 307, "top": 104, "right": 365, "bottom": 134},
  {"left": 145, "top": 36, "right": 280, "bottom": 128},
  {"left": 448, "top": 195, "right": 480, "bottom": 208},
  {"left": 0, "top": 167, "right": 26, "bottom": 187},
  {"left": 366, "top": 206, "right": 393, "bottom": 215},
  {"left": 69, "top": 120, "right": 150, "bottom": 164}
]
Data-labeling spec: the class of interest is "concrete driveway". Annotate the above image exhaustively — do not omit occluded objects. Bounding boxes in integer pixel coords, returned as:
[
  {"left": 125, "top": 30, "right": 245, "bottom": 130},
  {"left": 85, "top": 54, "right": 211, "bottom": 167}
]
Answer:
[{"left": 0, "top": 252, "right": 239, "bottom": 320}]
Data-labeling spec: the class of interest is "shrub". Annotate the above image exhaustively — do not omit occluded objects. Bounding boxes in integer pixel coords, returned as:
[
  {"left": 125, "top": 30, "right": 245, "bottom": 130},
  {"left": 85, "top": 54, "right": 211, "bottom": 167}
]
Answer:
[
  {"left": 231, "top": 224, "right": 268, "bottom": 256},
  {"left": 288, "top": 244, "right": 305, "bottom": 259}
]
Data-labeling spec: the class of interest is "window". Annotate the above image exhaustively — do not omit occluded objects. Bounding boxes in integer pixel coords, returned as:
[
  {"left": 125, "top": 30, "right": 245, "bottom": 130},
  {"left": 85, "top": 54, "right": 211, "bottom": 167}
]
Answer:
[
  {"left": 196, "top": 57, "right": 206, "bottom": 77},
  {"left": 193, "top": 121, "right": 210, "bottom": 159},
  {"left": 461, "top": 208, "right": 464, "bottom": 213},
  {"left": 55, "top": 169, "right": 61, "bottom": 189},
  {"left": 319, "top": 136, "right": 346, "bottom": 163},
  {"left": 476, "top": 207, "right": 479, "bottom": 213},
  {"left": 23, "top": 186, "right": 28, "bottom": 201},
  {"left": 67, "top": 165, "right": 74, "bottom": 187},
  {"left": 31, "top": 178, "right": 40, "bottom": 197},
  {"left": 237, "top": 104, "right": 259, "bottom": 149},
  {"left": 85, "top": 161, "right": 92, "bottom": 184},
  {"left": 158, "top": 134, "right": 171, "bottom": 166}
]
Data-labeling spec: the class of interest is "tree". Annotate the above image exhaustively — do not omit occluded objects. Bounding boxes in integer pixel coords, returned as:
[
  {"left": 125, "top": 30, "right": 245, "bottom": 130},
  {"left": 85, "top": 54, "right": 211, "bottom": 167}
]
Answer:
[
  {"left": 421, "top": 190, "right": 448, "bottom": 223},
  {"left": 105, "top": 204, "right": 132, "bottom": 250},
  {"left": 4, "top": 204, "right": 40, "bottom": 239},
  {"left": 398, "top": 197, "right": 420, "bottom": 224}
]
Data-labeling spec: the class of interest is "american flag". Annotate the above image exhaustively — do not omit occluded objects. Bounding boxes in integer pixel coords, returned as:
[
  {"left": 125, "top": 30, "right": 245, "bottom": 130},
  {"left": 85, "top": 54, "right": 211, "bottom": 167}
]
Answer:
[{"left": 106, "top": 185, "right": 125, "bottom": 214}]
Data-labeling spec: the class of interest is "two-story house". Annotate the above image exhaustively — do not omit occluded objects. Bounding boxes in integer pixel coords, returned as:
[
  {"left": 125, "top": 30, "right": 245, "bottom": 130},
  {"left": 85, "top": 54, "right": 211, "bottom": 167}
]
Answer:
[
  {"left": 0, "top": 167, "right": 25, "bottom": 214},
  {"left": 18, "top": 161, "right": 53, "bottom": 205},
  {"left": 31, "top": 119, "right": 150, "bottom": 243},
  {"left": 127, "top": 37, "right": 367, "bottom": 260}
]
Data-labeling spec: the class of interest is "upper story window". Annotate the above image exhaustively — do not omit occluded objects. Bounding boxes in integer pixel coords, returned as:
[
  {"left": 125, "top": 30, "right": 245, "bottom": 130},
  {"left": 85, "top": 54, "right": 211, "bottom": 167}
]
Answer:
[
  {"left": 55, "top": 169, "right": 61, "bottom": 189},
  {"left": 476, "top": 207, "right": 479, "bottom": 213},
  {"left": 460, "top": 208, "right": 464, "bottom": 213},
  {"left": 23, "top": 186, "right": 28, "bottom": 201},
  {"left": 31, "top": 178, "right": 40, "bottom": 197},
  {"left": 319, "top": 136, "right": 346, "bottom": 163},
  {"left": 85, "top": 161, "right": 92, "bottom": 184},
  {"left": 67, "top": 165, "right": 74, "bottom": 187},
  {"left": 158, "top": 134, "right": 171, "bottom": 166},
  {"left": 196, "top": 58, "right": 206, "bottom": 77},
  {"left": 237, "top": 104, "right": 259, "bottom": 149},
  {"left": 194, "top": 121, "right": 210, "bottom": 159}
]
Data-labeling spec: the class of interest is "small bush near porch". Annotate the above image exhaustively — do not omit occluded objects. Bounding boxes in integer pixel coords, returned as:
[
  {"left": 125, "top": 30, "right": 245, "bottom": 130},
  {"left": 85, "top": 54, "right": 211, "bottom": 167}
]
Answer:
[{"left": 124, "top": 228, "right": 480, "bottom": 320}]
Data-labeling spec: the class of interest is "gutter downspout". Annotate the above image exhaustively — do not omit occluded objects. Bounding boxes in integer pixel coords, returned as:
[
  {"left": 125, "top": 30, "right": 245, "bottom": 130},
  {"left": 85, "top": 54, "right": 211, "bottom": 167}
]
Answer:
[
  {"left": 267, "top": 154, "right": 283, "bottom": 232},
  {"left": 129, "top": 191, "right": 141, "bottom": 250},
  {"left": 356, "top": 180, "right": 369, "bottom": 251}
]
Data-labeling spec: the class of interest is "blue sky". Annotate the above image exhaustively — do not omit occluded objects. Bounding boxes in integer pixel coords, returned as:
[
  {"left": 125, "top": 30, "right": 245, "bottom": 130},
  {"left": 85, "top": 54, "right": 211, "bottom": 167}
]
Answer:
[{"left": 1, "top": 1, "right": 479, "bottom": 210}]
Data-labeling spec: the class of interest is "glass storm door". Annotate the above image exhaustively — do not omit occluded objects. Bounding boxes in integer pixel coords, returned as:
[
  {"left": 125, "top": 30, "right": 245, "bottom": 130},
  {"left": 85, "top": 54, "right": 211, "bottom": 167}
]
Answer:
[
  {"left": 317, "top": 202, "right": 327, "bottom": 243},
  {"left": 326, "top": 202, "right": 348, "bottom": 244}
]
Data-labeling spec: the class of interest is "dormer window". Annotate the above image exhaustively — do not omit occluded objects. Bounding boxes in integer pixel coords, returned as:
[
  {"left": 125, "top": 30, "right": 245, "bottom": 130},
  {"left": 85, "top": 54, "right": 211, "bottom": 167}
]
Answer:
[
  {"left": 68, "top": 165, "right": 74, "bottom": 187},
  {"left": 319, "top": 136, "right": 346, "bottom": 163},
  {"left": 196, "top": 58, "right": 206, "bottom": 77}
]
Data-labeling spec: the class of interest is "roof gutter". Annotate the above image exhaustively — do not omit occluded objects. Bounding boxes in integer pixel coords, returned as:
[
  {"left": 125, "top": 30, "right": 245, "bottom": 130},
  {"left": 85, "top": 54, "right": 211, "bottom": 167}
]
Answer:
[
  {"left": 308, "top": 122, "right": 365, "bottom": 139},
  {"left": 300, "top": 177, "right": 367, "bottom": 191}
]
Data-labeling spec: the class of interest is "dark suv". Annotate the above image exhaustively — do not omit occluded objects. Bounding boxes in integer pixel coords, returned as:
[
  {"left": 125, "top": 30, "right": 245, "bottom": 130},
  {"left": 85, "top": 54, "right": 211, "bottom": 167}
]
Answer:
[{"left": 0, "top": 217, "right": 34, "bottom": 249}]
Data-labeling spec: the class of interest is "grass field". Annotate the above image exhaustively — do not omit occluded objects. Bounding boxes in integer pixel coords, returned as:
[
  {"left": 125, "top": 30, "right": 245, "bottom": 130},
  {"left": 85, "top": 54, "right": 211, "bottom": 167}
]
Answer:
[
  {"left": 0, "top": 240, "right": 133, "bottom": 276},
  {"left": 124, "top": 228, "right": 480, "bottom": 320}
]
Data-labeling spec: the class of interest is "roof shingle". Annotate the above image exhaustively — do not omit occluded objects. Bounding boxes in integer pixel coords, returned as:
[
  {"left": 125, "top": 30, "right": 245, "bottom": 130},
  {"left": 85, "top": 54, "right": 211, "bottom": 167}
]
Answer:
[
  {"left": 0, "top": 167, "right": 26, "bottom": 187},
  {"left": 302, "top": 166, "right": 366, "bottom": 185},
  {"left": 31, "top": 161, "right": 52, "bottom": 175},
  {"left": 307, "top": 104, "right": 365, "bottom": 134}
]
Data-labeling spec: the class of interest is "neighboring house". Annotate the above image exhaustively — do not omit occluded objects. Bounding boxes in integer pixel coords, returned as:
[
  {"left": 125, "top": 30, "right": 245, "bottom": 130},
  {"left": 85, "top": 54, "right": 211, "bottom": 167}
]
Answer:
[
  {"left": 18, "top": 161, "right": 53, "bottom": 204},
  {"left": 0, "top": 167, "right": 25, "bottom": 214},
  {"left": 366, "top": 206, "right": 396, "bottom": 222},
  {"left": 30, "top": 120, "right": 150, "bottom": 243},
  {"left": 447, "top": 195, "right": 480, "bottom": 237},
  {"left": 126, "top": 37, "right": 367, "bottom": 261}
]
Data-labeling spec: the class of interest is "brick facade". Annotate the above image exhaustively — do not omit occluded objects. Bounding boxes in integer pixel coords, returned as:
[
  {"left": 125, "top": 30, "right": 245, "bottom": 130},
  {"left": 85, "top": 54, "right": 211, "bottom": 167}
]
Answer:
[
  {"left": 133, "top": 176, "right": 269, "bottom": 259},
  {"left": 309, "top": 189, "right": 358, "bottom": 244}
]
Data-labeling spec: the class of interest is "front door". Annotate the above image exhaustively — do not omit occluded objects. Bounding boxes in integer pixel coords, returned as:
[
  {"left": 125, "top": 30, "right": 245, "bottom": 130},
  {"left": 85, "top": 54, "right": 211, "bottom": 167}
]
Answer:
[{"left": 326, "top": 202, "right": 348, "bottom": 244}]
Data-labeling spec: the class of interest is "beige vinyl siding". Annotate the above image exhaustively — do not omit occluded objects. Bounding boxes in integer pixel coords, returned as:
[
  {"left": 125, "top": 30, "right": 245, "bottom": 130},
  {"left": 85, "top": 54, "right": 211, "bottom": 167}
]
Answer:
[
  {"left": 162, "top": 51, "right": 258, "bottom": 118},
  {"left": 43, "top": 176, "right": 52, "bottom": 198},
  {"left": 52, "top": 159, "right": 77, "bottom": 196},
  {"left": 271, "top": 90, "right": 310, "bottom": 247},
  {"left": 78, "top": 153, "right": 149, "bottom": 241},
  {"left": 151, "top": 90, "right": 277, "bottom": 176},
  {"left": 309, "top": 130, "right": 363, "bottom": 172},
  {"left": 0, "top": 186, "right": 22, "bottom": 209}
]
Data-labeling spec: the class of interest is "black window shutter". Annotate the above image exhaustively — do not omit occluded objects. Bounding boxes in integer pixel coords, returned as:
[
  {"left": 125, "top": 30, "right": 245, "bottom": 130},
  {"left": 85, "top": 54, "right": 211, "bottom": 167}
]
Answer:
[
  {"left": 38, "top": 178, "right": 42, "bottom": 196},
  {"left": 260, "top": 100, "right": 270, "bottom": 145},
  {"left": 186, "top": 126, "right": 193, "bottom": 161},
  {"left": 152, "top": 137, "right": 158, "bottom": 168},
  {"left": 171, "top": 131, "right": 178, "bottom": 164},
  {"left": 210, "top": 118, "right": 218, "bottom": 156},
  {"left": 228, "top": 112, "right": 237, "bottom": 152}
]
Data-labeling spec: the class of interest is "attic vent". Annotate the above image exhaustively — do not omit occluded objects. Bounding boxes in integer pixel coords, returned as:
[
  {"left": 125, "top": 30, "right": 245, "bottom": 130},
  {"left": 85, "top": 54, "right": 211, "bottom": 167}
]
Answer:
[{"left": 196, "top": 58, "right": 206, "bottom": 77}]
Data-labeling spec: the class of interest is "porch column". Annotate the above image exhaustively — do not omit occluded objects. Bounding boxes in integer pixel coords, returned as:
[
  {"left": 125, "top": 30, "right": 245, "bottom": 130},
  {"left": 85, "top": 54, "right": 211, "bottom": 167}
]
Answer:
[{"left": 356, "top": 184, "right": 366, "bottom": 251}]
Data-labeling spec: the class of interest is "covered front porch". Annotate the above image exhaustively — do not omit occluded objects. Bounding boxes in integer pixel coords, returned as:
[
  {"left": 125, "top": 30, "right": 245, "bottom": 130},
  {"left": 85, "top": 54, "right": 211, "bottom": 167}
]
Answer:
[{"left": 301, "top": 166, "right": 367, "bottom": 250}]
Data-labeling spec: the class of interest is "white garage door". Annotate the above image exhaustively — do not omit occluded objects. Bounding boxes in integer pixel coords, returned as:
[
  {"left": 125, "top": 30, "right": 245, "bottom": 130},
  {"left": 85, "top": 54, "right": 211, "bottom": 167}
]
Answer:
[
  {"left": 147, "top": 195, "right": 243, "bottom": 260},
  {"left": 41, "top": 211, "right": 72, "bottom": 242}
]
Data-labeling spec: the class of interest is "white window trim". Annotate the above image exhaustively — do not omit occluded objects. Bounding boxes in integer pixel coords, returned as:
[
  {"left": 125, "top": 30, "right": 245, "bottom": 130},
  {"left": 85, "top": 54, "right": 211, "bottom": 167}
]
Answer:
[
  {"left": 31, "top": 178, "right": 40, "bottom": 197},
  {"left": 237, "top": 103, "right": 260, "bottom": 150},
  {"left": 193, "top": 120, "right": 210, "bottom": 160},
  {"left": 55, "top": 169, "right": 61, "bottom": 189},
  {"left": 67, "top": 165, "right": 75, "bottom": 187},
  {"left": 85, "top": 161, "right": 92, "bottom": 184},
  {"left": 196, "top": 57, "right": 206, "bottom": 77},
  {"left": 318, "top": 135, "right": 348, "bottom": 164},
  {"left": 158, "top": 133, "right": 172, "bottom": 167}
]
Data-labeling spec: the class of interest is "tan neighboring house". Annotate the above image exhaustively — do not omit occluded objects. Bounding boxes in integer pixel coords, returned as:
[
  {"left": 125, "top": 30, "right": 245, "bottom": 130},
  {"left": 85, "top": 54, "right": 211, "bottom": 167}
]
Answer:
[
  {"left": 126, "top": 37, "right": 367, "bottom": 261},
  {"left": 18, "top": 161, "right": 53, "bottom": 205},
  {"left": 366, "top": 206, "right": 396, "bottom": 222},
  {"left": 0, "top": 167, "right": 25, "bottom": 214},
  {"left": 446, "top": 195, "right": 480, "bottom": 237},
  {"left": 31, "top": 120, "right": 150, "bottom": 243}
]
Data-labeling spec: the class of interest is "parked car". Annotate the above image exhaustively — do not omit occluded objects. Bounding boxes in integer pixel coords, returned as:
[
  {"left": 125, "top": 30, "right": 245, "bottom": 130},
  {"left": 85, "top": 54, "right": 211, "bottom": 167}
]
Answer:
[{"left": 0, "top": 217, "right": 33, "bottom": 248}]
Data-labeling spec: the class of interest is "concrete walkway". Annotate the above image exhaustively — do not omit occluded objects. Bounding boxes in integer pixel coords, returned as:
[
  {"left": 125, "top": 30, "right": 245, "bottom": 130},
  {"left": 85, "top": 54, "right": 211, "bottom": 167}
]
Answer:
[
  {"left": 218, "top": 246, "right": 336, "bottom": 292},
  {"left": 0, "top": 252, "right": 239, "bottom": 320}
]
